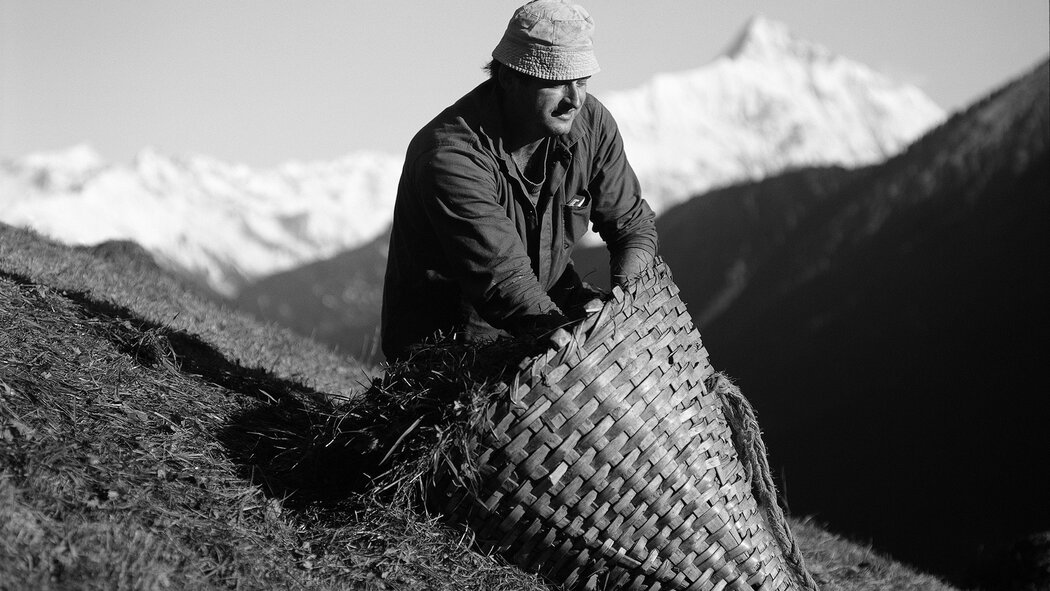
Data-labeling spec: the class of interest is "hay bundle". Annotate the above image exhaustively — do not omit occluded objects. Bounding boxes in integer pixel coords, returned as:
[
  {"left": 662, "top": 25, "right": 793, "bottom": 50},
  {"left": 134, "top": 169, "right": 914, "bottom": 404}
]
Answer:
[{"left": 358, "top": 259, "right": 816, "bottom": 590}]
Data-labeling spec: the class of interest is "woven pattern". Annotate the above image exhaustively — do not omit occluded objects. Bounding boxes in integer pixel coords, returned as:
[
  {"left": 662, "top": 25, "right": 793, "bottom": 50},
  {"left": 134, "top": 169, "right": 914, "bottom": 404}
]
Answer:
[{"left": 434, "top": 260, "right": 806, "bottom": 590}]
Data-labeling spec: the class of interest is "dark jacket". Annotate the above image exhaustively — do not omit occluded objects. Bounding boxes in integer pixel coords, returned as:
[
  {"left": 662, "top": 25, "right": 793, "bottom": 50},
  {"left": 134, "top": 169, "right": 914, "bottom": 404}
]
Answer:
[{"left": 381, "top": 79, "right": 657, "bottom": 359}]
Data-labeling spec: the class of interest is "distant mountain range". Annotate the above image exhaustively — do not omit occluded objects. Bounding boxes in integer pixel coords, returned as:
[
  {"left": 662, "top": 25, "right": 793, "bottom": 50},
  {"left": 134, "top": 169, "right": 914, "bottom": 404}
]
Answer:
[
  {"left": 0, "top": 146, "right": 400, "bottom": 296},
  {"left": 0, "top": 16, "right": 943, "bottom": 294},
  {"left": 236, "top": 228, "right": 390, "bottom": 362}
]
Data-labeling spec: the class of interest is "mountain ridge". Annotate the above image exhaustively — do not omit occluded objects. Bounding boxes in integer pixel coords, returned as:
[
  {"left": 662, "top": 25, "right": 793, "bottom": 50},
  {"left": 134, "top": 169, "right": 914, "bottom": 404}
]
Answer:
[
  {"left": 0, "top": 15, "right": 944, "bottom": 294},
  {"left": 1, "top": 145, "right": 401, "bottom": 295},
  {"left": 600, "top": 15, "right": 944, "bottom": 221},
  {"left": 723, "top": 16, "right": 831, "bottom": 62}
]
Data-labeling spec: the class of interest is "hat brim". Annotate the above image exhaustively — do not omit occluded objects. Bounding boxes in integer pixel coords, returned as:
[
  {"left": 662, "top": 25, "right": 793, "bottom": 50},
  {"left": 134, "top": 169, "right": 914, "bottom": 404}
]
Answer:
[{"left": 493, "top": 43, "right": 600, "bottom": 81}]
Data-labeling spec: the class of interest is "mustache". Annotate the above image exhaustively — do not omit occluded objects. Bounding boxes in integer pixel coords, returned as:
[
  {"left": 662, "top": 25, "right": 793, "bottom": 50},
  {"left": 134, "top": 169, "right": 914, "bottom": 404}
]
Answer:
[{"left": 553, "top": 103, "right": 577, "bottom": 116}]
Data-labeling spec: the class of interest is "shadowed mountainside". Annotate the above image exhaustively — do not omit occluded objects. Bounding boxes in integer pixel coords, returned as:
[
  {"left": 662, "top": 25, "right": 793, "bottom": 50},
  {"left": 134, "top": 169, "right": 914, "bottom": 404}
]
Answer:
[
  {"left": 571, "top": 165, "right": 865, "bottom": 320},
  {"left": 235, "top": 229, "right": 389, "bottom": 364},
  {"left": 694, "top": 59, "right": 1050, "bottom": 586}
]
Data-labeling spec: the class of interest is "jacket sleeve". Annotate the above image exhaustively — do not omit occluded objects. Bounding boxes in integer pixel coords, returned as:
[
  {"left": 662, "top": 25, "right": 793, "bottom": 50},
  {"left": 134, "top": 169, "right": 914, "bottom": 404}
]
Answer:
[
  {"left": 586, "top": 101, "right": 659, "bottom": 266},
  {"left": 413, "top": 144, "right": 561, "bottom": 329}
]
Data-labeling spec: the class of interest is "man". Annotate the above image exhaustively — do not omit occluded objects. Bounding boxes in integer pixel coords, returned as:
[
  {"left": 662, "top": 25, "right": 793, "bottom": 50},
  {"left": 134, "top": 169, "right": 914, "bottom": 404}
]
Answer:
[{"left": 381, "top": 0, "right": 657, "bottom": 360}]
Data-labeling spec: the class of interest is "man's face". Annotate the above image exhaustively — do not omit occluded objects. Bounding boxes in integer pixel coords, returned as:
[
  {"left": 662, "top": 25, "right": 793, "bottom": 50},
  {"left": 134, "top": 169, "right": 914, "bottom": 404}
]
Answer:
[{"left": 505, "top": 74, "right": 589, "bottom": 138}]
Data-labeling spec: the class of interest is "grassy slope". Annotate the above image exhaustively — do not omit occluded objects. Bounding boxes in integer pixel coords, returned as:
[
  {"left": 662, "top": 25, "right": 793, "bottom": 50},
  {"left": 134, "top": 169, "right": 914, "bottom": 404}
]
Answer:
[{"left": 0, "top": 224, "right": 955, "bottom": 590}]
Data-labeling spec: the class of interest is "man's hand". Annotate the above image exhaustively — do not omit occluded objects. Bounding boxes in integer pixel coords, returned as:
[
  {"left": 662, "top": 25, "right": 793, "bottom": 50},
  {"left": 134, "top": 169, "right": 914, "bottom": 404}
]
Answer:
[{"left": 611, "top": 247, "right": 654, "bottom": 287}]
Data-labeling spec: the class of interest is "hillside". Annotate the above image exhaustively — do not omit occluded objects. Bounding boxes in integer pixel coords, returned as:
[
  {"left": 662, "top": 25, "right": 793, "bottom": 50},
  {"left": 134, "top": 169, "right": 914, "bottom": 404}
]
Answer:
[
  {"left": 0, "top": 224, "right": 371, "bottom": 396},
  {"left": 0, "top": 223, "right": 542, "bottom": 590},
  {"left": 0, "top": 224, "right": 961, "bottom": 590},
  {"left": 691, "top": 60, "right": 1050, "bottom": 586}
]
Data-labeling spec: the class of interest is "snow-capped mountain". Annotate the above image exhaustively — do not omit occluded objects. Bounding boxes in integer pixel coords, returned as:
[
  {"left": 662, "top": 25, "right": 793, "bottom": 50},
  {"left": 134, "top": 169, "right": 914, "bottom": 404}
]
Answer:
[
  {"left": 0, "top": 145, "right": 401, "bottom": 295},
  {"left": 600, "top": 16, "right": 945, "bottom": 216},
  {"left": 0, "top": 16, "right": 945, "bottom": 295}
]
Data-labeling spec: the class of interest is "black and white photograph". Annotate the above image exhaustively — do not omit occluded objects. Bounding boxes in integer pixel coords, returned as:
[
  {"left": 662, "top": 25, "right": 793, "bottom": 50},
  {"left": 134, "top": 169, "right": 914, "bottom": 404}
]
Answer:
[{"left": 1, "top": 1, "right": 1047, "bottom": 589}]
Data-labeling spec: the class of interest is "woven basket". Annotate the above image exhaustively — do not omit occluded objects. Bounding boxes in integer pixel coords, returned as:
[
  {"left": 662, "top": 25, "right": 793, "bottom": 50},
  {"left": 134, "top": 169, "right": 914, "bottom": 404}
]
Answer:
[{"left": 431, "top": 260, "right": 814, "bottom": 590}]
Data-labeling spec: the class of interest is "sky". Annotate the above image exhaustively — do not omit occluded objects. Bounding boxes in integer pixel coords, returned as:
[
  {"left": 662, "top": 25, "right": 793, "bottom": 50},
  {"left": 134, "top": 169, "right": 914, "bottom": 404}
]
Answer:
[{"left": 2, "top": 0, "right": 1047, "bottom": 167}]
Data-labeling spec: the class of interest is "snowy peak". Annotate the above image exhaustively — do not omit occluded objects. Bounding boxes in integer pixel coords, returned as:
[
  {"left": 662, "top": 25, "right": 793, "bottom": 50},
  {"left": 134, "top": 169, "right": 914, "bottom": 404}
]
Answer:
[
  {"left": 598, "top": 14, "right": 945, "bottom": 217},
  {"left": 723, "top": 16, "right": 827, "bottom": 62},
  {"left": 21, "top": 144, "right": 105, "bottom": 173},
  {"left": 12, "top": 144, "right": 107, "bottom": 192}
]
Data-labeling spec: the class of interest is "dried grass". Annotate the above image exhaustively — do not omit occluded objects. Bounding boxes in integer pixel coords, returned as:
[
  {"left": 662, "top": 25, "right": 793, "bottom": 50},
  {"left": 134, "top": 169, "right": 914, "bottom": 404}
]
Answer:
[
  {"left": 790, "top": 518, "right": 958, "bottom": 591},
  {"left": 321, "top": 337, "right": 545, "bottom": 507},
  {"left": 0, "top": 227, "right": 547, "bottom": 591},
  {"left": 1, "top": 279, "right": 309, "bottom": 589},
  {"left": 0, "top": 223, "right": 374, "bottom": 395}
]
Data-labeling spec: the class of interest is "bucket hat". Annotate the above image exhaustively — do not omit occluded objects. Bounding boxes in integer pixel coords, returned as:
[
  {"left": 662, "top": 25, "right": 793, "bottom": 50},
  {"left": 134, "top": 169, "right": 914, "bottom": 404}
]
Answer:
[{"left": 492, "top": 0, "right": 600, "bottom": 81}]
